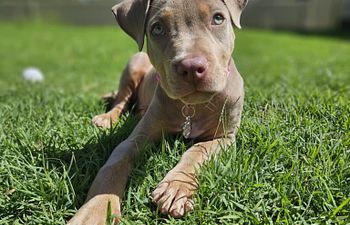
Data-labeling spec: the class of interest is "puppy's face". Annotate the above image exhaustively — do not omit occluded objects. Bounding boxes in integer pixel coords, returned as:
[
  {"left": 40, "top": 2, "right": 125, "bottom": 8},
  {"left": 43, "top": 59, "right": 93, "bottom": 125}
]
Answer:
[
  {"left": 112, "top": 0, "right": 247, "bottom": 105},
  {"left": 146, "top": 0, "right": 234, "bottom": 104}
]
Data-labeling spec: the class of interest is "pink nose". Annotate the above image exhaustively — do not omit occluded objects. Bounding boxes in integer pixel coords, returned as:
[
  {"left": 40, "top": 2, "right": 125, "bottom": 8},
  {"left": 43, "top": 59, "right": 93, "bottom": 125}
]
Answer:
[{"left": 175, "top": 56, "right": 208, "bottom": 79}]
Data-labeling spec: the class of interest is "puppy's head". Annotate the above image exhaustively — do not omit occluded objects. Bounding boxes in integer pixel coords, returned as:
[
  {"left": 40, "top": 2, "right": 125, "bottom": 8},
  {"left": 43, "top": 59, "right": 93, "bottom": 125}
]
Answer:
[{"left": 112, "top": 0, "right": 248, "bottom": 104}]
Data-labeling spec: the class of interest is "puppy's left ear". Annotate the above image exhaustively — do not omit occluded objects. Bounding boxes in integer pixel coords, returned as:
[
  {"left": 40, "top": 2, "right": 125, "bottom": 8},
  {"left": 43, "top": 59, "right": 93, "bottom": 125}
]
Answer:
[
  {"left": 112, "top": 0, "right": 150, "bottom": 51},
  {"left": 222, "top": 0, "right": 248, "bottom": 29}
]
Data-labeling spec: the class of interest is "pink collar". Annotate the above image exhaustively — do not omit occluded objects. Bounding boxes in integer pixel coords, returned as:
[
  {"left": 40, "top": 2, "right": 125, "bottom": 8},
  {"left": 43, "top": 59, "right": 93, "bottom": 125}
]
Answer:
[
  {"left": 155, "top": 73, "right": 161, "bottom": 81},
  {"left": 227, "top": 59, "right": 233, "bottom": 77}
]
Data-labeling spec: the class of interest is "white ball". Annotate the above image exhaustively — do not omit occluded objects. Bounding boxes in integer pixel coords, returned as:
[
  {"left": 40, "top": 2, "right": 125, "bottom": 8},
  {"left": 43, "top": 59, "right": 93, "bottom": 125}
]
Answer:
[{"left": 22, "top": 67, "right": 44, "bottom": 82}]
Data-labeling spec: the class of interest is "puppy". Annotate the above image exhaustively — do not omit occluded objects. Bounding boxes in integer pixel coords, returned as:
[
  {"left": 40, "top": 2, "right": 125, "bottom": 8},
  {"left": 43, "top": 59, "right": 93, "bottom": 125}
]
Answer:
[{"left": 68, "top": 0, "right": 247, "bottom": 224}]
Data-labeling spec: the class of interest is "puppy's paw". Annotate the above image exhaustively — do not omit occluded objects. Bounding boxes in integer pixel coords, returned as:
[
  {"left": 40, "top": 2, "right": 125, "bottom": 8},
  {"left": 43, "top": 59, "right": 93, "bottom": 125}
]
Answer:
[
  {"left": 152, "top": 172, "right": 197, "bottom": 218},
  {"left": 67, "top": 195, "right": 121, "bottom": 225},
  {"left": 92, "top": 113, "right": 118, "bottom": 129}
]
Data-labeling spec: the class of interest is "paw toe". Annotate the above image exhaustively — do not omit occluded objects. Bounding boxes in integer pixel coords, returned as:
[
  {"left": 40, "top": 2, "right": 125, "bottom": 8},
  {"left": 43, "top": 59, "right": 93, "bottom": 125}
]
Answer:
[
  {"left": 170, "top": 207, "right": 185, "bottom": 218},
  {"left": 92, "top": 114, "right": 112, "bottom": 128},
  {"left": 152, "top": 182, "right": 169, "bottom": 202},
  {"left": 185, "top": 199, "right": 194, "bottom": 212}
]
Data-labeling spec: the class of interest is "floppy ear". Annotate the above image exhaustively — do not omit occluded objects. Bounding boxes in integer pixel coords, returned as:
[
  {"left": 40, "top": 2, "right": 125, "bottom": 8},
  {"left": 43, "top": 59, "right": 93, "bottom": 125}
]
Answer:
[
  {"left": 222, "top": 0, "right": 248, "bottom": 29},
  {"left": 112, "top": 0, "right": 150, "bottom": 51}
]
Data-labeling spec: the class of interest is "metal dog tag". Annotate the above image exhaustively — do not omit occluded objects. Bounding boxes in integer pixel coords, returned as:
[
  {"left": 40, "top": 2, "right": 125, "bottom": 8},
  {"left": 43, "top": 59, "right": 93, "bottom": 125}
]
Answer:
[
  {"left": 182, "top": 116, "right": 192, "bottom": 139},
  {"left": 181, "top": 105, "right": 195, "bottom": 139}
]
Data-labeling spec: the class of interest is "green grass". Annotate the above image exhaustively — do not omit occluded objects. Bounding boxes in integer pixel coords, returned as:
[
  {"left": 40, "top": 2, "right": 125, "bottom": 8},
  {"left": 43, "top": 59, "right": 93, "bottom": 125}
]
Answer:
[{"left": 0, "top": 21, "right": 349, "bottom": 224}]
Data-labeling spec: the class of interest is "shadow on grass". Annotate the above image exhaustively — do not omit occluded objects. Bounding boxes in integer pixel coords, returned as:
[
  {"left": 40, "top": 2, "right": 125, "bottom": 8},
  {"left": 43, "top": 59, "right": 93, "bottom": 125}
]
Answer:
[{"left": 41, "top": 110, "right": 159, "bottom": 221}]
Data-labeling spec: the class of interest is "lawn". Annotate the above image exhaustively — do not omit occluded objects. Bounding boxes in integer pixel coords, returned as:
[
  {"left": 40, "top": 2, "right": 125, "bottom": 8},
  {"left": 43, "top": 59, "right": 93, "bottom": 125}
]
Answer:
[{"left": 0, "top": 21, "right": 349, "bottom": 224}]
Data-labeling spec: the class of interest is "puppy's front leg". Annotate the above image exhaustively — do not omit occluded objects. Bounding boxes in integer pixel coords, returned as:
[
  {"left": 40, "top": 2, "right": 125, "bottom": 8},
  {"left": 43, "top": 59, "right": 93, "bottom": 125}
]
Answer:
[
  {"left": 152, "top": 137, "right": 234, "bottom": 218},
  {"left": 68, "top": 107, "right": 161, "bottom": 225}
]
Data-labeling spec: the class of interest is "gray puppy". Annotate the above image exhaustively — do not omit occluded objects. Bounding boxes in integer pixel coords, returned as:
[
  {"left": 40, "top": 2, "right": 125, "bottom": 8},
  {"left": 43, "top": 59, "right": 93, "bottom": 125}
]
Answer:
[{"left": 69, "top": 0, "right": 248, "bottom": 224}]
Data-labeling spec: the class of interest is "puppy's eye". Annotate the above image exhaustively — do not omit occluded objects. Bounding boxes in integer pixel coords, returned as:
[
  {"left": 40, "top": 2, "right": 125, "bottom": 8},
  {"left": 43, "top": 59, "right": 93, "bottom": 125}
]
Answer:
[
  {"left": 212, "top": 13, "right": 225, "bottom": 25},
  {"left": 151, "top": 22, "right": 165, "bottom": 36}
]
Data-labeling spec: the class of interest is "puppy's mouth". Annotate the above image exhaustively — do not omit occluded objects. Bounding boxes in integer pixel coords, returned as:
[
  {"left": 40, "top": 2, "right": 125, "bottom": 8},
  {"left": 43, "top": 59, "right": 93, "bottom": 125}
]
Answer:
[{"left": 179, "top": 91, "right": 216, "bottom": 105}]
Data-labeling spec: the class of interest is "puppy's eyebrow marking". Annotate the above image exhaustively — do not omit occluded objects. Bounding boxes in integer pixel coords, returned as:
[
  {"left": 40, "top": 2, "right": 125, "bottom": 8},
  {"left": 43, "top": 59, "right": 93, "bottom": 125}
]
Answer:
[
  {"left": 160, "top": 8, "right": 174, "bottom": 25},
  {"left": 198, "top": 2, "right": 210, "bottom": 18}
]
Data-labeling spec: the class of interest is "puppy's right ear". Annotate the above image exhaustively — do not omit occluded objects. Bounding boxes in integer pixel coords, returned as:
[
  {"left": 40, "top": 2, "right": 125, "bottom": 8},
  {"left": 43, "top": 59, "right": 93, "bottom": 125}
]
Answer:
[{"left": 112, "top": 0, "right": 150, "bottom": 51}]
